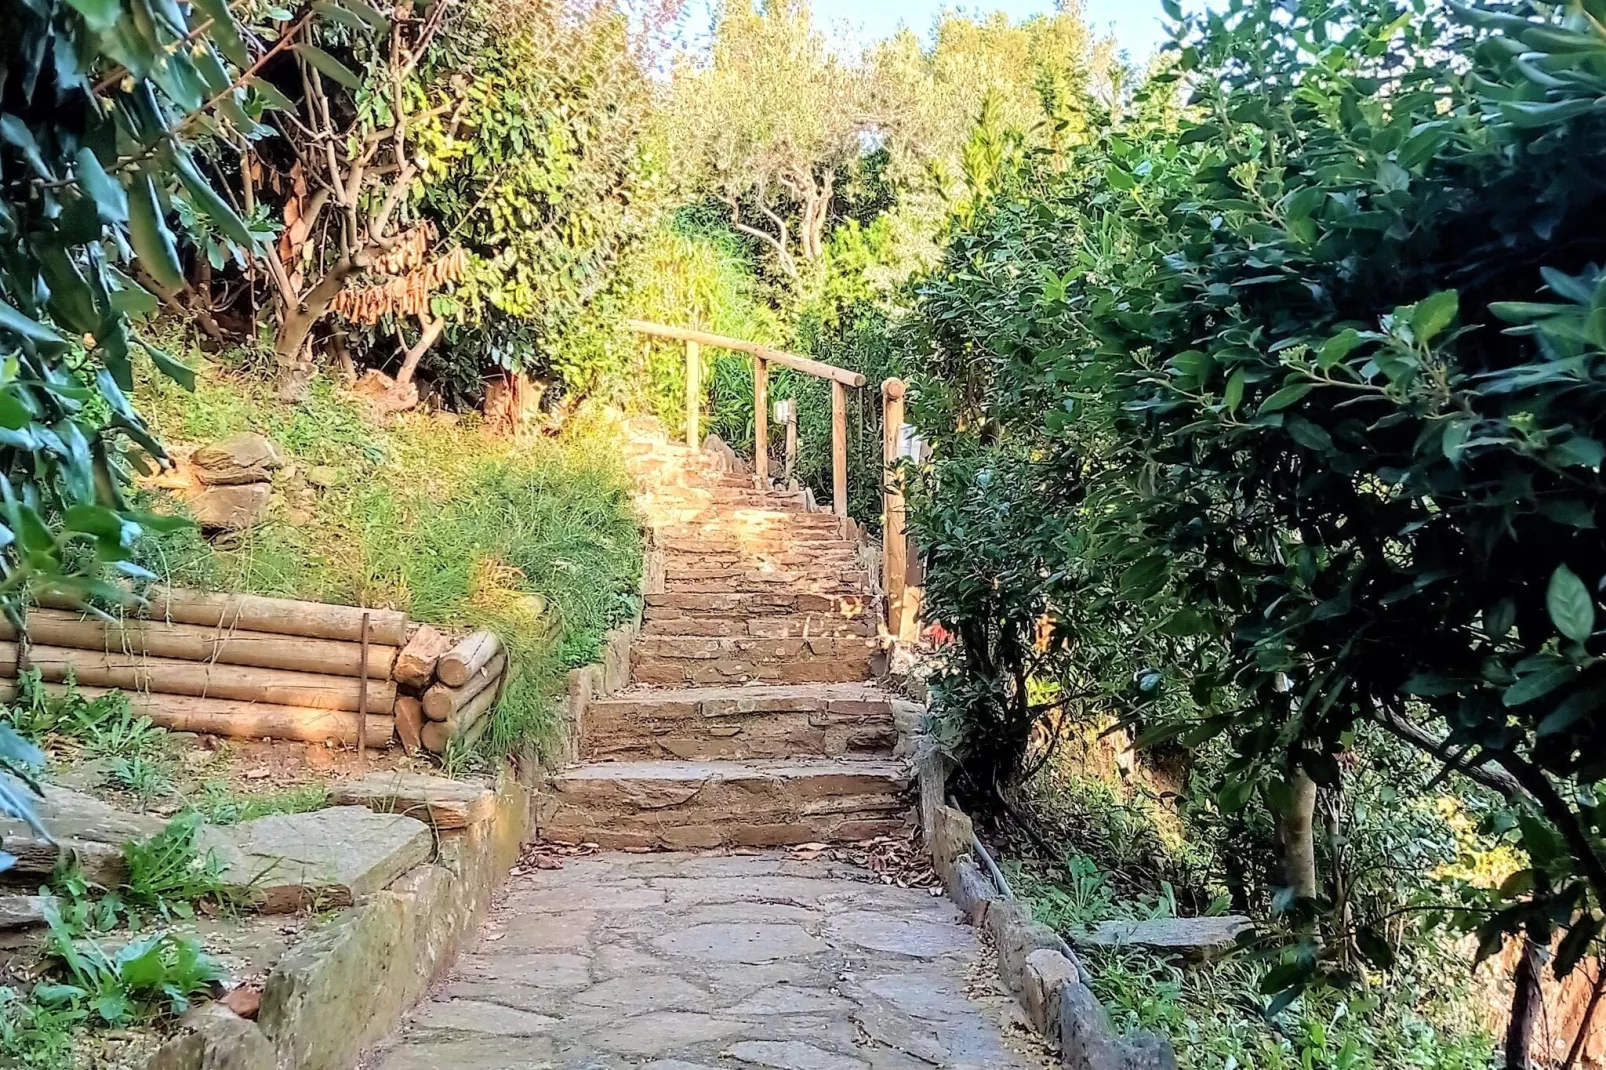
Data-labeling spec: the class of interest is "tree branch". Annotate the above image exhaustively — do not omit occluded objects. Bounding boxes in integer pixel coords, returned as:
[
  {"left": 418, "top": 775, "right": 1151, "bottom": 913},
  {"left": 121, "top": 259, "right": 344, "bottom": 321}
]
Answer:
[{"left": 1373, "top": 703, "right": 1527, "bottom": 798}]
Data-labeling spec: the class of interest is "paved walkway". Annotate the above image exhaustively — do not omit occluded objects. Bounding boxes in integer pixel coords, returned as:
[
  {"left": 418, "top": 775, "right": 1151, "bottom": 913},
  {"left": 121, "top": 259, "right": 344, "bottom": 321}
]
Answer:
[{"left": 372, "top": 851, "right": 1046, "bottom": 1070}]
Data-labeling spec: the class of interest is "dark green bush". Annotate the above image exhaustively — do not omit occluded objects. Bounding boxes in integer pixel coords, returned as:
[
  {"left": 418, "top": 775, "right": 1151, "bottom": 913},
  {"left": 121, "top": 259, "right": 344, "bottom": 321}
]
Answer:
[{"left": 905, "top": 0, "right": 1606, "bottom": 1002}]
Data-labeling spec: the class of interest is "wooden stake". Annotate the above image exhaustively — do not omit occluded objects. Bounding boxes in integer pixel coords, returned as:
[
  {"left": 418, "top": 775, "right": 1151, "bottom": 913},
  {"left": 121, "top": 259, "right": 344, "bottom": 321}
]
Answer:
[
  {"left": 783, "top": 404, "right": 798, "bottom": 489},
  {"left": 357, "top": 612, "right": 370, "bottom": 760},
  {"left": 422, "top": 651, "right": 507, "bottom": 721},
  {"left": 753, "top": 356, "right": 769, "bottom": 485},
  {"left": 882, "top": 378, "right": 908, "bottom": 641},
  {"left": 831, "top": 379, "right": 848, "bottom": 517},
  {"left": 36, "top": 586, "right": 408, "bottom": 646}
]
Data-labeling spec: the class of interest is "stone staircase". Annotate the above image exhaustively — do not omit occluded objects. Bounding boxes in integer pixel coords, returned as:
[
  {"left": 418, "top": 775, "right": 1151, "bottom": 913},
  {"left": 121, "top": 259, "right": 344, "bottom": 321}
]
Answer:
[{"left": 536, "top": 421, "right": 918, "bottom": 850}]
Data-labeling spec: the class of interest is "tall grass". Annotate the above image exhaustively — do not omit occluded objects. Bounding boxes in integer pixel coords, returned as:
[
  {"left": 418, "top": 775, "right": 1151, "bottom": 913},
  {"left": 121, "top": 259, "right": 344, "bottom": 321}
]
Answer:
[{"left": 134, "top": 359, "right": 642, "bottom": 757}]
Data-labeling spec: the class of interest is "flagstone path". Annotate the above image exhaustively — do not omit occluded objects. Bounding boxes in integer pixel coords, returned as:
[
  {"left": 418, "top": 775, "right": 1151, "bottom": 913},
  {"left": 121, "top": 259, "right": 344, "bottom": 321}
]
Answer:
[{"left": 370, "top": 851, "right": 1048, "bottom": 1070}]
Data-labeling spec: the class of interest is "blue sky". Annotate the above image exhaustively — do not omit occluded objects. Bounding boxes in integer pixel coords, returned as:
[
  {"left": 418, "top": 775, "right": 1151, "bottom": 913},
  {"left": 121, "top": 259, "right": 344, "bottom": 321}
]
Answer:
[
  {"left": 810, "top": 0, "right": 1171, "bottom": 59},
  {"left": 680, "top": 1, "right": 1173, "bottom": 61}
]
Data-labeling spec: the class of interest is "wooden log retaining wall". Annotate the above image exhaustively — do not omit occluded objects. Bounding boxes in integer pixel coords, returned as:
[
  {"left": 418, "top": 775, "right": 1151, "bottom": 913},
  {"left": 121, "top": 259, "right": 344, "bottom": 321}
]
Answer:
[{"left": 0, "top": 588, "right": 512, "bottom": 753}]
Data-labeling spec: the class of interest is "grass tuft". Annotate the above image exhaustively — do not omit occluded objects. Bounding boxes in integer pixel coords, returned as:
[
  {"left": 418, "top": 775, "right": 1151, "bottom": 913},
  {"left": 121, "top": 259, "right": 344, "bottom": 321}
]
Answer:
[{"left": 134, "top": 356, "right": 642, "bottom": 759}]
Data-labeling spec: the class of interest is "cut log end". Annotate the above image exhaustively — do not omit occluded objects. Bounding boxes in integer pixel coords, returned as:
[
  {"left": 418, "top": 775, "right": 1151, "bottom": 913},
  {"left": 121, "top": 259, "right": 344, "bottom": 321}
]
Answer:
[{"left": 436, "top": 630, "right": 503, "bottom": 687}]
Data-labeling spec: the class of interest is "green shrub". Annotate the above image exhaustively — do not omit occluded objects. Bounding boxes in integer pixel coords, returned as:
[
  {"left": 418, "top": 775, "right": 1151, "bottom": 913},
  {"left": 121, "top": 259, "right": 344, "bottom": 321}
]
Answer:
[
  {"left": 120, "top": 815, "right": 237, "bottom": 920},
  {"left": 36, "top": 904, "right": 221, "bottom": 1026},
  {"left": 904, "top": 0, "right": 1606, "bottom": 1003}
]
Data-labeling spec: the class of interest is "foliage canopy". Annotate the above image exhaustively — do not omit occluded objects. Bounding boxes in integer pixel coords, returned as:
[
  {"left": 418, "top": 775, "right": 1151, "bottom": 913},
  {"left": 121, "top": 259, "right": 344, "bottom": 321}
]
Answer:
[{"left": 904, "top": 0, "right": 1606, "bottom": 1005}]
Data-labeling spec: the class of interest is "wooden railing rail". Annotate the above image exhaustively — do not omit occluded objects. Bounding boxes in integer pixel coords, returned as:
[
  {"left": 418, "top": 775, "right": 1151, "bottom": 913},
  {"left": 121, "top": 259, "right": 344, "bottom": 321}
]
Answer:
[{"left": 627, "top": 320, "right": 867, "bottom": 517}]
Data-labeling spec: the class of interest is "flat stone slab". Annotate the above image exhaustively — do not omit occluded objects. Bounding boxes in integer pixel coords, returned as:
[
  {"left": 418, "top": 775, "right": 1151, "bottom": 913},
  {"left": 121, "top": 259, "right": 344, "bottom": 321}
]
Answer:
[
  {"left": 0, "top": 894, "right": 54, "bottom": 929},
  {"left": 332, "top": 772, "right": 495, "bottom": 829},
  {"left": 202, "top": 806, "right": 431, "bottom": 913},
  {"left": 373, "top": 850, "right": 1042, "bottom": 1069},
  {"left": 1070, "top": 915, "right": 1253, "bottom": 959},
  {"left": 0, "top": 785, "right": 166, "bottom": 885}
]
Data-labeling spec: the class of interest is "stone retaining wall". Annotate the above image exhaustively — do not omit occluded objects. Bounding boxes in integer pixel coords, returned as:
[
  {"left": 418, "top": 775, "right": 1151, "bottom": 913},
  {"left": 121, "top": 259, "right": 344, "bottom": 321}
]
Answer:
[
  {"left": 916, "top": 746, "right": 1178, "bottom": 1070},
  {"left": 149, "top": 769, "right": 531, "bottom": 1070}
]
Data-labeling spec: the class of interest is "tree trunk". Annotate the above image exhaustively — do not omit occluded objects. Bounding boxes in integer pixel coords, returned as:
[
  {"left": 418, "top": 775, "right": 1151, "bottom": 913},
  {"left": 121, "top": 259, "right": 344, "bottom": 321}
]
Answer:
[
  {"left": 393, "top": 315, "right": 445, "bottom": 390},
  {"left": 1281, "top": 768, "right": 1321, "bottom": 904},
  {"left": 274, "top": 257, "right": 360, "bottom": 401},
  {"left": 1506, "top": 937, "right": 1542, "bottom": 1070}
]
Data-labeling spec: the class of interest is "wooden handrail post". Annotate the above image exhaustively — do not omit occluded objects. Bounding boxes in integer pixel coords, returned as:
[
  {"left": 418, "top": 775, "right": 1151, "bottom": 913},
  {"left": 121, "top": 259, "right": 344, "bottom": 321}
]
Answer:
[
  {"left": 781, "top": 401, "right": 798, "bottom": 488},
  {"left": 753, "top": 356, "right": 769, "bottom": 484},
  {"left": 685, "top": 340, "right": 701, "bottom": 448},
  {"left": 831, "top": 380, "right": 848, "bottom": 517},
  {"left": 882, "top": 379, "right": 908, "bottom": 640}
]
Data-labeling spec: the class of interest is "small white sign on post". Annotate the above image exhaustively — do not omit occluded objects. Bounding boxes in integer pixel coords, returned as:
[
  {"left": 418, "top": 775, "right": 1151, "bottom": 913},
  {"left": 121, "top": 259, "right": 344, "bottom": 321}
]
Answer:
[{"left": 896, "top": 423, "right": 924, "bottom": 461}]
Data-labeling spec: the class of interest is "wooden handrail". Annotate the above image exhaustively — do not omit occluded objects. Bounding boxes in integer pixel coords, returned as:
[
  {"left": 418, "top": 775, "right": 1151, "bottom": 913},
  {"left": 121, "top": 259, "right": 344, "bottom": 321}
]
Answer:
[
  {"left": 625, "top": 320, "right": 868, "bottom": 388},
  {"left": 628, "top": 319, "right": 866, "bottom": 518}
]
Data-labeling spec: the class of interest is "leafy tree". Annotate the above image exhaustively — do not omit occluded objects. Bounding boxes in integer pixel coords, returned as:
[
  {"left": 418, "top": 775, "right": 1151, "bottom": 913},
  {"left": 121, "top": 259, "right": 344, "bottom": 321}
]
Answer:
[
  {"left": 0, "top": 0, "right": 297, "bottom": 595},
  {"left": 3, "top": 0, "right": 313, "bottom": 841},
  {"left": 668, "top": 0, "right": 868, "bottom": 277},
  {"left": 419, "top": 0, "right": 660, "bottom": 398},
  {"left": 903, "top": 0, "right": 1606, "bottom": 1040}
]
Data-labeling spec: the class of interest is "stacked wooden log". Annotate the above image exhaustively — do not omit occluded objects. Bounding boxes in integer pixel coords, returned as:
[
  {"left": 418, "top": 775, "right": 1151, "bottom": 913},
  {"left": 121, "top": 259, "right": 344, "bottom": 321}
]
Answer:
[
  {"left": 0, "top": 586, "right": 510, "bottom": 754},
  {"left": 391, "top": 626, "right": 507, "bottom": 756}
]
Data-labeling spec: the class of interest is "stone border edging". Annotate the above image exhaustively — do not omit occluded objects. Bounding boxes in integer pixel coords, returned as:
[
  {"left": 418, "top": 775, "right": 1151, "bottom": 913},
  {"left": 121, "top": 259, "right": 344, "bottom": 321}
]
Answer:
[
  {"left": 149, "top": 770, "right": 531, "bottom": 1070},
  {"left": 916, "top": 744, "right": 1178, "bottom": 1070}
]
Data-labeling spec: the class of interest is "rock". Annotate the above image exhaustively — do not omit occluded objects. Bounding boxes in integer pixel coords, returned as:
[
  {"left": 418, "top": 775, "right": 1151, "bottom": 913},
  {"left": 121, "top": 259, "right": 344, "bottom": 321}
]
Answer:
[
  {"left": 50, "top": 756, "right": 120, "bottom": 793},
  {"left": 651, "top": 922, "right": 823, "bottom": 964},
  {"left": 193, "top": 433, "right": 284, "bottom": 486},
  {"left": 995, "top": 912, "right": 1074, "bottom": 995},
  {"left": 332, "top": 773, "right": 496, "bottom": 830},
  {"left": 309, "top": 462, "right": 345, "bottom": 488},
  {"left": 202, "top": 806, "right": 432, "bottom": 913},
  {"left": 306, "top": 465, "right": 342, "bottom": 489},
  {"left": 253, "top": 774, "right": 528, "bottom": 1070},
  {"left": 353, "top": 371, "right": 419, "bottom": 416},
  {"left": 1022, "top": 949, "right": 1078, "bottom": 1035},
  {"left": 409, "top": 998, "right": 559, "bottom": 1036},
  {"left": 149, "top": 1003, "right": 276, "bottom": 1070},
  {"left": 1069, "top": 916, "right": 1252, "bottom": 961},
  {"left": 188, "top": 482, "right": 272, "bottom": 532},
  {"left": 586, "top": 1011, "right": 744, "bottom": 1055},
  {"left": 0, "top": 785, "right": 166, "bottom": 886},
  {"left": 1055, "top": 981, "right": 1120, "bottom": 1070},
  {"left": 0, "top": 894, "right": 54, "bottom": 929},
  {"left": 827, "top": 910, "right": 973, "bottom": 960},
  {"left": 948, "top": 856, "right": 998, "bottom": 924},
  {"left": 701, "top": 434, "right": 748, "bottom": 476},
  {"left": 221, "top": 987, "right": 263, "bottom": 1019},
  {"left": 1118, "top": 1031, "right": 1179, "bottom": 1070},
  {"left": 850, "top": 1001, "right": 948, "bottom": 1064},
  {"left": 930, "top": 805, "right": 973, "bottom": 885}
]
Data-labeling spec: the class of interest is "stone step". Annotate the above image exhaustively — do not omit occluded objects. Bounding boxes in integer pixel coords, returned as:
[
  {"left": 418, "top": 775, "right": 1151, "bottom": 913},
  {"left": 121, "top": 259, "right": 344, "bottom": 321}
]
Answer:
[
  {"left": 536, "top": 758, "right": 912, "bottom": 851},
  {"left": 660, "top": 547, "right": 861, "bottom": 570},
  {"left": 582, "top": 683, "right": 915, "bottom": 761},
  {"left": 641, "top": 612, "right": 873, "bottom": 638},
  {"left": 650, "top": 511, "right": 846, "bottom": 532},
  {"left": 662, "top": 570, "right": 871, "bottom": 595},
  {"left": 631, "top": 635, "right": 877, "bottom": 686},
  {"left": 640, "top": 487, "right": 809, "bottom": 512},
  {"left": 645, "top": 591, "right": 870, "bottom": 617},
  {"left": 652, "top": 523, "right": 847, "bottom": 545},
  {"left": 653, "top": 535, "right": 858, "bottom": 556}
]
